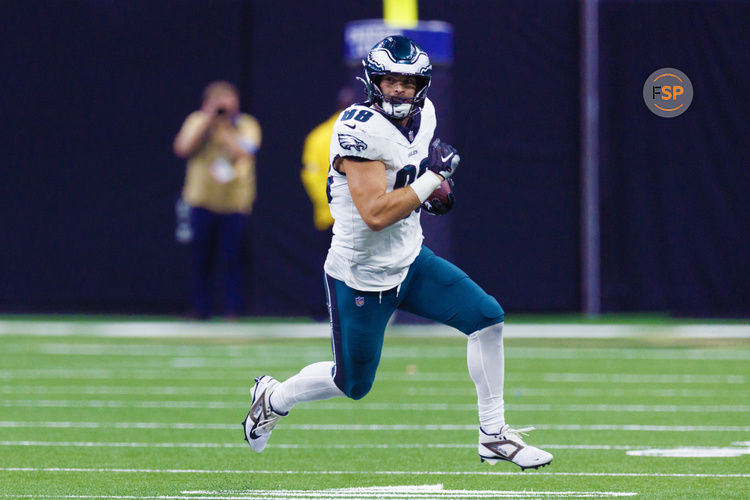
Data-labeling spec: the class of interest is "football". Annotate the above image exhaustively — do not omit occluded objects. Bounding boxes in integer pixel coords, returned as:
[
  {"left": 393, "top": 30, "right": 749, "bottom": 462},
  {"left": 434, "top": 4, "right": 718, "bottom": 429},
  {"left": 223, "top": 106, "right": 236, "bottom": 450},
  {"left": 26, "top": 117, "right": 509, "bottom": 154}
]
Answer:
[{"left": 421, "top": 178, "right": 455, "bottom": 215}]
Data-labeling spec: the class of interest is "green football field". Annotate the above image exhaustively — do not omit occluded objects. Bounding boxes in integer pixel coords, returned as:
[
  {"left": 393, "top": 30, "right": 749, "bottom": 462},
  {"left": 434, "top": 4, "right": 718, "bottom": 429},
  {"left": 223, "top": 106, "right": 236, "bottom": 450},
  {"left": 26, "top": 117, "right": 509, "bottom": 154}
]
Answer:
[{"left": 0, "top": 317, "right": 749, "bottom": 499}]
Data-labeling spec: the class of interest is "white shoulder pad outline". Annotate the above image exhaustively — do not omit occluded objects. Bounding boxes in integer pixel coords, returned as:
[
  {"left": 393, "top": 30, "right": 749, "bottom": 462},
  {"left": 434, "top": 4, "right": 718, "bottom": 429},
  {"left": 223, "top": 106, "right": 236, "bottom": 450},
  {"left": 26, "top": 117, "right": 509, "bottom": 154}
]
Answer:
[
  {"left": 422, "top": 97, "right": 435, "bottom": 116},
  {"left": 420, "top": 97, "right": 437, "bottom": 128}
]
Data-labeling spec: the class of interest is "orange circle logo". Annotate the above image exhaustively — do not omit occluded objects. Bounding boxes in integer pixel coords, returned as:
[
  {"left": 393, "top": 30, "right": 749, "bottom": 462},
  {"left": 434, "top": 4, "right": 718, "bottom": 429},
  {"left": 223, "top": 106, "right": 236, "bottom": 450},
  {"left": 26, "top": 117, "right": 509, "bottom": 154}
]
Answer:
[{"left": 643, "top": 68, "right": 693, "bottom": 118}]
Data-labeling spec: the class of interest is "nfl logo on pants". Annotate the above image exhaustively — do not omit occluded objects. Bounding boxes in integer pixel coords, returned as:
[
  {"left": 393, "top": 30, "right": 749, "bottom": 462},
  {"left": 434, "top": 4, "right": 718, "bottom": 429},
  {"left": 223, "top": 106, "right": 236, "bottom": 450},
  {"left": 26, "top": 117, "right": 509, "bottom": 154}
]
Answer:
[{"left": 355, "top": 296, "right": 365, "bottom": 307}]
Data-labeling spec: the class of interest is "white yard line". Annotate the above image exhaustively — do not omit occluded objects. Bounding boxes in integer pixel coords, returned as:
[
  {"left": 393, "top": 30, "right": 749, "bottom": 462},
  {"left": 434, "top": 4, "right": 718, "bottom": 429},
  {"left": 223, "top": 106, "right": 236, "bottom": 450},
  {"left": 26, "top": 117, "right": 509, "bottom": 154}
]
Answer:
[
  {"left": 0, "top": 440, "right": 669, "bottom": 451},
  {"left": 0, "top": 490, "right": 637, "bottom": 500},
  {"left": 538, "top": 373, "right": 747, "bottom": 384},
  {"left": 0, "top": 385, "right": 245, "bottom": 396},
  {"left": 3, "top": 342, "right": 750, "bottom": 361},
  {"left": 508, "top": 347, "right": 750, "bottom": 361},
  {"left": 2, "top": 488, "right": 639, "bottom": 500},
  {"left": 2, "top": 491, "right": 640, "bottom": 499},
  {"left": 1, "top": 399, "right": 747, "bottom": 412},
  {"left": 0, "top": 321, "right": 331, "bottom": 339},
  {"left": 411, "top": 386, "right": 739, "bottom": 398},
  {"left": 0, "top": 369, "right": 240, "bottom": 381},
  {"left": 1, "top": 320, "right": 749, "bottom": 339},
  {"left": 0, "top": 384, "right": 738, "bottom": 399},
  {"left": 177, "top": 486, "right": 638, "bottom": 499},
  {"left": 1, "top": 467, "right": 748, "bottom": 478},
  {"left": 1, "top": 421, "right": 749, "bottom": 432},
  {"left": 0, "top": 495, "right": 638, "bottom": 500},
  {"left": 1, "top": 369, "right": 745, "bottom": 385}
]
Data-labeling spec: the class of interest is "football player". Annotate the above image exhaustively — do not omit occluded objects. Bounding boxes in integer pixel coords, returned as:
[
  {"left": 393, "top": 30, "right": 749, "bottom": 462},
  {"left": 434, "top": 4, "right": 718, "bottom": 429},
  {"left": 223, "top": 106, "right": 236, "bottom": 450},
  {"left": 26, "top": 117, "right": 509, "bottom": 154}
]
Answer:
[{"left": 242, "top": 35, "right": 552, "bottom": 470}]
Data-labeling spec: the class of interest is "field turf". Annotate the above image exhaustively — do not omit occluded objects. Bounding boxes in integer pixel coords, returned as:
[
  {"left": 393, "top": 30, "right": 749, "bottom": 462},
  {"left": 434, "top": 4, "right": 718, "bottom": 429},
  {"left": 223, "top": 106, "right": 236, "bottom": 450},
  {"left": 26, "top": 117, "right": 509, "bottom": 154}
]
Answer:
[{"left": 0, "top": 318, "right": 748, "bottom": 499}]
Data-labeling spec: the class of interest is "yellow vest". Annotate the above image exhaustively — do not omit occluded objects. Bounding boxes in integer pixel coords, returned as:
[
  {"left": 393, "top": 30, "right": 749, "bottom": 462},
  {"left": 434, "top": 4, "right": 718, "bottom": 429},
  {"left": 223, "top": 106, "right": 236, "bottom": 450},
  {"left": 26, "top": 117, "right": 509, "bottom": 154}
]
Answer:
[
  {"left": 181, "top": 112, "right": 261, "bottom": 214},
  {"left": 301, "top": 112, "right": 339, "bottom": 230}
]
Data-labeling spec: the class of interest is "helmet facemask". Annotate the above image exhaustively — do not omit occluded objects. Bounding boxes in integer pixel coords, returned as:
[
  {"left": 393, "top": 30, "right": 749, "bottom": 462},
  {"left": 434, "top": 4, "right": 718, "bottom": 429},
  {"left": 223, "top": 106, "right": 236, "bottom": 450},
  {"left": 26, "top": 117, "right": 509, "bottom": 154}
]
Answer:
[{"left": 367, "top": 73, "right": 431, "bottom": 119}]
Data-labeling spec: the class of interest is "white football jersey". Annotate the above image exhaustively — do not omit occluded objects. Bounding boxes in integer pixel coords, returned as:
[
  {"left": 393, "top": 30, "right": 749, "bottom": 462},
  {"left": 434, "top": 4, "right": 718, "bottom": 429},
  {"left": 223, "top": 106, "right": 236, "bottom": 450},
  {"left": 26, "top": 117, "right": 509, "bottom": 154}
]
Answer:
[{"left": 324, "top": 98, "right": 437, "bottom": 291}]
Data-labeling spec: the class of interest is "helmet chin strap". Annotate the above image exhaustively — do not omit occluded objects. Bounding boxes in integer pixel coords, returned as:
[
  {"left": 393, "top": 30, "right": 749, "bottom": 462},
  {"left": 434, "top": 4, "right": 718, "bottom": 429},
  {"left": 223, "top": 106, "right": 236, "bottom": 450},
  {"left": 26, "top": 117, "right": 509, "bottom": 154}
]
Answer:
[
  {"left": 381, "top": 100, "right": 412, "bottom": 119},
  {"left": 375, "top": 85, "right": 419, "bottom": 119}
]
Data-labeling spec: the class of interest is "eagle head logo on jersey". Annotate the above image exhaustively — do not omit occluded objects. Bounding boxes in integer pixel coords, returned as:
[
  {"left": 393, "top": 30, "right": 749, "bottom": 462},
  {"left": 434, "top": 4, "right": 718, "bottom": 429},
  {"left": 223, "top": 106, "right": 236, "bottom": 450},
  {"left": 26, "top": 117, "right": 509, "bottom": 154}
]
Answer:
[{"left": 338, "top": 133, "right": 368, "bottom": 152}]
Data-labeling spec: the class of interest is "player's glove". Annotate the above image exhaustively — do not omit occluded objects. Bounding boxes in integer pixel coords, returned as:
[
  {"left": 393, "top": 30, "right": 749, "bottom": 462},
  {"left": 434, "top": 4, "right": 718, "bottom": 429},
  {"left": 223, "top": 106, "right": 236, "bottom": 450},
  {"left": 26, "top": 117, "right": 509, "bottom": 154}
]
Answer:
[
  {"left": 427, "top": 138, "right": 460, "bottom": 180},
  {"left": 422, "top": 178, "right": 455, "bottom": 216}
]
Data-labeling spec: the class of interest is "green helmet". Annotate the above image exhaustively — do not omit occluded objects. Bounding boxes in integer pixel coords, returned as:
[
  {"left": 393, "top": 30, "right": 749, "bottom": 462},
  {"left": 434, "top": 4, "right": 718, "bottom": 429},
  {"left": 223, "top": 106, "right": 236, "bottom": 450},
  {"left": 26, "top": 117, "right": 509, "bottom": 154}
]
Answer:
[{"left": 361, "top": 35, "right": 432, "bottom": 119}]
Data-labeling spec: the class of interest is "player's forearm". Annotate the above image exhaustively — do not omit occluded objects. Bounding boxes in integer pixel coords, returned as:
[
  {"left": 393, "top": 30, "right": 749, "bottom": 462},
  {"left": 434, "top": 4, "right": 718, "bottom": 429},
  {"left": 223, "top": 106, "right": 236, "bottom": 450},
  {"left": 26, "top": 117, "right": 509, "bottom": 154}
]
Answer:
[{"left": 359, "top": 188, "right": 421, "bottom": 231}]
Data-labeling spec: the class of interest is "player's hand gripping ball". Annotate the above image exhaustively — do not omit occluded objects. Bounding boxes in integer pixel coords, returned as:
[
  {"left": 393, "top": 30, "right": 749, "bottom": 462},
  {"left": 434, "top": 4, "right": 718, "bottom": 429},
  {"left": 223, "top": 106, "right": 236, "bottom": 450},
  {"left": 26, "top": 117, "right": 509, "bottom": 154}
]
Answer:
[
  {"left": 426, "top": 138, "right": 460, "bottom": 179},
  {"left": 422, "top": 178, "right": 455, "bottom": 215}
]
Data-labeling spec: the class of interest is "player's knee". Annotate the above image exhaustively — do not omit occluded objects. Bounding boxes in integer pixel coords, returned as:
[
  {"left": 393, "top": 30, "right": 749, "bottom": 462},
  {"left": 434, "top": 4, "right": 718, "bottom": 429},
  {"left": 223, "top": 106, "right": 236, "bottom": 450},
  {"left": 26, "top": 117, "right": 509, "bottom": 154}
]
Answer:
[
  {"left": 347, "top": 382, "right": 373, "bottom": 400},
  {"left": 336, "top": 362, "right": 376, "bottom": 400},
  {"left": 480, "top": 295, "right": 504, "bottom": 323},
  {"left": 460, "top": 295, "right": 504, "bottom": 334}
]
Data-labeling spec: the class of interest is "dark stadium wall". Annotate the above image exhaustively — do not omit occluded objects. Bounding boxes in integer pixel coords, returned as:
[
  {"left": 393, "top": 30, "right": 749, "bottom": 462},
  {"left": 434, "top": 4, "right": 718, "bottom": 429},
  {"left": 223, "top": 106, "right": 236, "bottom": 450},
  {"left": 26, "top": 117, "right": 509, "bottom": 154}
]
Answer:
[
  {"left": 1, "top": 0, "right": 581, "bottom": 316},
  {"left": 1, "top": 0, "right": 244, "bottom": 313},
  {"left": 245, "top": 0, "right": 582, "bottom": 316},
  {"left": 598, "top": 1, "right": 750, "bottom": 316},
  {"left": 241, "top": 2, "right": 383, "bottom": 317},
  {"left": 3, "top": 1, "right": 748, "bottom": 317},
  {"left": 421, "top": 1, "right": 582, "bottom": 313}
]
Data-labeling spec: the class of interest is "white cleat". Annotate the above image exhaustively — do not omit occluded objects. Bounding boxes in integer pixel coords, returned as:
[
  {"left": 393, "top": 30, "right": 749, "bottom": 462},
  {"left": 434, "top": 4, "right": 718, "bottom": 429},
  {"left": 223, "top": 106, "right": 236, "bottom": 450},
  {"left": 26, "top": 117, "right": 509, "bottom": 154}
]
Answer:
[
  {"left": 478, "top": 425, "right": 553, "bottom": 470},
  {"left": 241, "top": 375, "right": 285, "bottom": 452}
]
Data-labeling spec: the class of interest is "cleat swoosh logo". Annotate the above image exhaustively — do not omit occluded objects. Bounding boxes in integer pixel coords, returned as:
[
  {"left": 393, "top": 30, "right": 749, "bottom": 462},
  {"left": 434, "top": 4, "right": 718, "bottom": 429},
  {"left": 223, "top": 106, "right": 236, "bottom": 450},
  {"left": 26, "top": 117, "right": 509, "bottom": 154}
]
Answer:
[
  {"left": 482, "top": 440, "right": 523, "bottom": 460},
  {"left": 441, "top": 153, "right": 454, "bottom": 163},
  {"left": 482, "top": 443, "right": 509, "bottom": 458}
]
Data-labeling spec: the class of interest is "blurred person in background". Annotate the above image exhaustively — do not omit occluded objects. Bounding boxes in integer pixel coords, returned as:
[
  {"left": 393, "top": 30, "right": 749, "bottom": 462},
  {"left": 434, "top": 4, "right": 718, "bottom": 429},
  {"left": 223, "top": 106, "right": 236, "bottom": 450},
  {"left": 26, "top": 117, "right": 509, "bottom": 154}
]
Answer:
[
  {"left": 300, "top": 87, "right": 357, "bottom": 232},
  {"left": 173, "top": 81, "right": 261, "bottom": 320}
]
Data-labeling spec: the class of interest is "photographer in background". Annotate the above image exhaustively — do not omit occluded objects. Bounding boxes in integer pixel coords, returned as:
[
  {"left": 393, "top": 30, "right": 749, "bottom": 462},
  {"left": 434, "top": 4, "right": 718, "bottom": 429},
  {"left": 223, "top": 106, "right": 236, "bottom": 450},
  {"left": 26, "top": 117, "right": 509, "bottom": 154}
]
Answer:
[{"left": 174, "top": 81, "right": 261, "bottom": 320}]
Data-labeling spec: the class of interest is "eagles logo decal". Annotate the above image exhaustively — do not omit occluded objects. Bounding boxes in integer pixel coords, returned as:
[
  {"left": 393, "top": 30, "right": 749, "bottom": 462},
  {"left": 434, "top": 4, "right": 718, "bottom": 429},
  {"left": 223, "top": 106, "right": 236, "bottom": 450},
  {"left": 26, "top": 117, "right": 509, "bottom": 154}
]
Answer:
[{"left": 338, "top": 133, "right": 368, "bottom": 152}]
